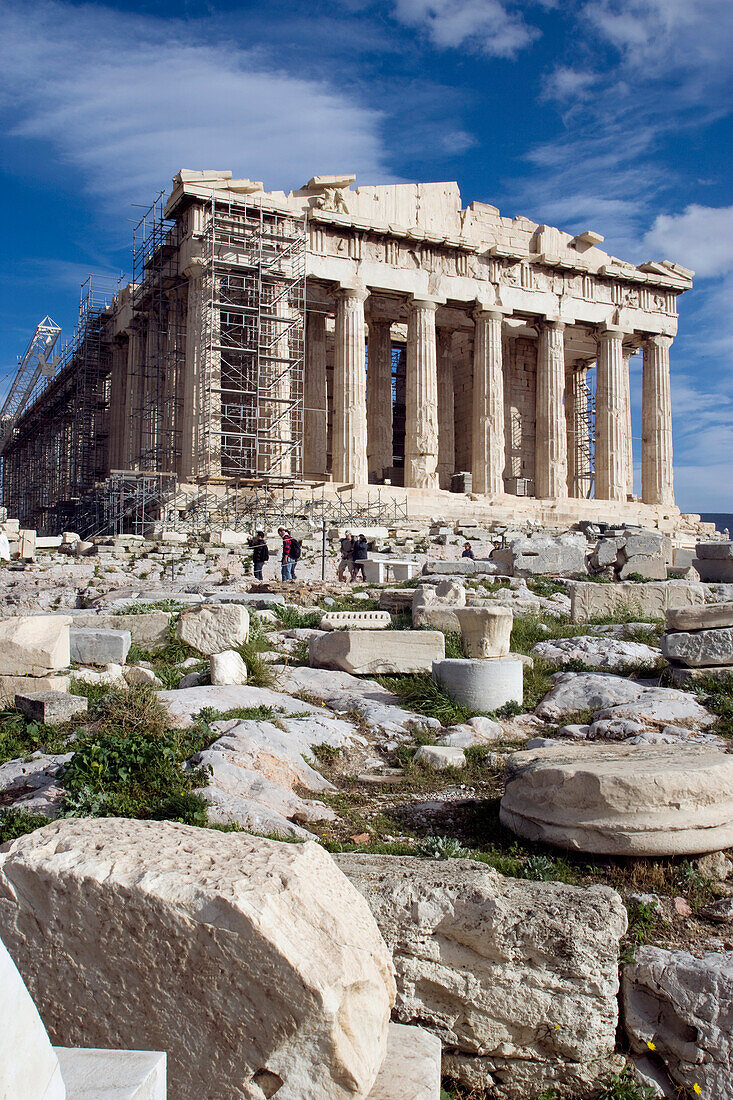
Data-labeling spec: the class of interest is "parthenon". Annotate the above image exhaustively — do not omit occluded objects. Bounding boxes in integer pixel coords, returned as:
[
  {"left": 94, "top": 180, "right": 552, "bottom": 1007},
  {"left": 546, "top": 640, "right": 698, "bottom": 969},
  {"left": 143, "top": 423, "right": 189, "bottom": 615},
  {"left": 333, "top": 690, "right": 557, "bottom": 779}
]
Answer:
[{"left": 0, "top": 169, "right": 693, "bottom": 534}]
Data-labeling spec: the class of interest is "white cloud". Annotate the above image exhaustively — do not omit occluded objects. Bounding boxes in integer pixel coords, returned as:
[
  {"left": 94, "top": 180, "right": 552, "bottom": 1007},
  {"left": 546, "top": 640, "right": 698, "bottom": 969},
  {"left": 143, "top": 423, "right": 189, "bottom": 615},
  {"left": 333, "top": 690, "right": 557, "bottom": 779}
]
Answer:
[
  {"left": 541, "top": 66, "right": 597, "bottom": 103},
  {"left": 392, "top": 0, "right": 538, "bottom": 56},
  {"left": 643, "top": 205, "right": 733, "bottom": 279},
  {"left": 0, "top": 1, "right": 396, "bottom": 206}
]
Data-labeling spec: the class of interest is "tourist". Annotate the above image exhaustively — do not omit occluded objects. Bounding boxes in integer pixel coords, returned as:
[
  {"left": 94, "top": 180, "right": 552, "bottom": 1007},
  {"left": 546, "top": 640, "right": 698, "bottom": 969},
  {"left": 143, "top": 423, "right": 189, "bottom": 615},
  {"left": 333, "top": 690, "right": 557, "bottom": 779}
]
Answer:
[
  {"left": 277, "top": 527, "right": 295, "bottom": 582},
  {"left": 248, "top": 530, "right": 269, "bottom": 581},
  {"left": 351, "top": 534, "right": 369, "bottom": 581},
  {"left": 462, "top": 541, "right": 475, "bottom": 559},
  {"left": 489, "top": 540, "right": 502, "bottom": 560},
  {"left": 338, "top": 530, "right": 355, "bottom": 582}
]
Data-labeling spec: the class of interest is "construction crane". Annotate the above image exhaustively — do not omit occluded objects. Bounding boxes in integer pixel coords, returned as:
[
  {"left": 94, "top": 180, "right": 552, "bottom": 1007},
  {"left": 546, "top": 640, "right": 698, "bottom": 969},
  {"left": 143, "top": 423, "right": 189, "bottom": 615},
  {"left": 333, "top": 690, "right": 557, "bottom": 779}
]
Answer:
[{"left": 0, "top": 316, "right": 62, "bottom": 453}]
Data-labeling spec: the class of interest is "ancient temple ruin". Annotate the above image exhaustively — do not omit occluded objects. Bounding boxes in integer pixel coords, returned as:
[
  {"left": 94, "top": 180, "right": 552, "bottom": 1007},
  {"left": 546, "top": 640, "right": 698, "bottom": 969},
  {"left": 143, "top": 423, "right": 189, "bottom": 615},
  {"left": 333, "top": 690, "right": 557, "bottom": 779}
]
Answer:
[{"left": 0, "top": 170, "right": 692, "bottom": 535}]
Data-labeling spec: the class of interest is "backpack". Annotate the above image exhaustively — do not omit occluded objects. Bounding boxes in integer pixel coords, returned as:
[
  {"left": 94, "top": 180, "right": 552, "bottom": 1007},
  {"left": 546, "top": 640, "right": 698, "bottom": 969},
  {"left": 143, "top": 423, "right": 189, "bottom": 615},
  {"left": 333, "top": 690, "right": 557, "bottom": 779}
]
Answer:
[{"left": 289, "top": 537, "right": 301, "bottom": 561}]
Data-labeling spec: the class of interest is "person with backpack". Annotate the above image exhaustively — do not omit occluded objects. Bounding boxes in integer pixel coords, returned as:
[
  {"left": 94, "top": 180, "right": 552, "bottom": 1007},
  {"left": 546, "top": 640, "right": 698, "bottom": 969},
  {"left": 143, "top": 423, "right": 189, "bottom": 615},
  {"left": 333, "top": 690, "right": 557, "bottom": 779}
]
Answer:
[
  {"left": 249, "top": 530, "right": 269, "bottom": 580},
  {"left": 351, "top": 534, "right": 369, "bottom": 581},
  {"left": 277, "top": 527, "right": 295, "bottom": 582},
  {"left": 288, "top": 533, "right": 302, "bottom": 580}
]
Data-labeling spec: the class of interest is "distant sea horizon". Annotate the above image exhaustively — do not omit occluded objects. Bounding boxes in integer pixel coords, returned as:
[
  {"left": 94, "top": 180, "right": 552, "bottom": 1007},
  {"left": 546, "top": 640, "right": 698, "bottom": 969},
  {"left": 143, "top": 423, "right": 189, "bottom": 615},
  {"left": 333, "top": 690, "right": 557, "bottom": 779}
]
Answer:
[{"left": 699, "top": 513, "right": 733, "bottom": 535}]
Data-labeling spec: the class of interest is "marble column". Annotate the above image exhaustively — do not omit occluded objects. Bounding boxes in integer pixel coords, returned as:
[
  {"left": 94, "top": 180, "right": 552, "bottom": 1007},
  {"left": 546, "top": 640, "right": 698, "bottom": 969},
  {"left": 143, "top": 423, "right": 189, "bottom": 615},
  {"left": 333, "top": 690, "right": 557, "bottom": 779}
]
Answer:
[
  {"left": 472, "top": 309, "right": 505, "bottom": 497},
  {"left": 436, "top": 328, "right": 455, "bottom": 490},
  {"left": 565, "top": 364, "right": 591, "bottom": 499},
  {"left": 367, "top": 318, "right": 393, "bottom": 480},
  {"left": 108, "top": 336, "right": 129, "bottom": 471},
  {"left": 405, "top": 298, "right": 439, "bottom": 489},
  {"left": 180, "top": 262, "right": 205, "bottom": 480},
  {"left": 536, "top": 320, "right": 568, "bottom": 499},
  {"left": 595, "top": 327, "right": 628, "bottom": 501},
  {"left": 332, "top": 287, "right": 368, "bottom": 485},
  {"left": 303, "top": 309, "right": 328, "bottom": 479},
  {"left": 622, "top": 347, "right": 635, "bottom": 498},
  {"left": 642, "top": 334, "right": 674, "bottom": 506}
]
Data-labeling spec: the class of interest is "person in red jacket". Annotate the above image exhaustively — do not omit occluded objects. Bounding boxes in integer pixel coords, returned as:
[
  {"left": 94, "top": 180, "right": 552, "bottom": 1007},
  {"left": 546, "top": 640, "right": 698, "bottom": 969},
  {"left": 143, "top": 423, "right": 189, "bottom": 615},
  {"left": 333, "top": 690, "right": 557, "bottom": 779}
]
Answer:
[{"left": 277, "top": 527, "right": 294, "bottom": 582}]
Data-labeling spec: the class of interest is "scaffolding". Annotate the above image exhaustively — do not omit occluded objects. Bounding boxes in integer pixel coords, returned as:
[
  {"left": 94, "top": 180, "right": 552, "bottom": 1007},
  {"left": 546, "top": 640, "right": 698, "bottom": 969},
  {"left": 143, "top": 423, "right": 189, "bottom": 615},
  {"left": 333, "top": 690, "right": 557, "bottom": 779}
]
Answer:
[
  {"left": 129, "top": 195, "right": 187, "bottom": 473},
  {"left": 198, "top": 194, "right": 306, "bottom": 480},
  {"left": 1, "top": 277, "right": 117, "bottom": 531},
  {"left": 570, "top": 367, "right": 596, "bottom": 498}
]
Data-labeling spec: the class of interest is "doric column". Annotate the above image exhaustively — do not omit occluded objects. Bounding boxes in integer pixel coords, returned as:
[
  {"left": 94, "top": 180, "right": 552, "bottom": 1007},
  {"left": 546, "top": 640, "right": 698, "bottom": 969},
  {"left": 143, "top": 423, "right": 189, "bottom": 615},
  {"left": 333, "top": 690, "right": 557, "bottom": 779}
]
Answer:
[
  {"left": 642, "top": 334, "right": 674, "bottom": 506},
  {"left": 437, "top": 328, "right": 455, "bottom": 490},
  {"left": 565, "top": 364, "right": 591, "bottom": 498},
  {"left": 595, "top": 327, "right": 628, "bottom": 501},
  {"left": 622, "top": 347, "right": 635, "bottom": 498},
  {"left": 332, "top": 286, "right": 368, "bottom": 485},
  {"left": 108, "top": 336, "right": 129, "bottom": 471},
  {"left": 405, "top": 298, "right": 439, "bottom": 489},
  {"left": 303, "top": 309, "right": 328, "bottom": 479},
  {"left": 367, "top": 318, "right": 393, "bottom": 480},
  {"left": 472, "top": 309, "right": 505, "bottom": 496},
  {"left": 180, "top": 260, "right": 205, "bottom": 480},
  {"left": 536, "top": 320, "right": 568, "bottom": 499}
]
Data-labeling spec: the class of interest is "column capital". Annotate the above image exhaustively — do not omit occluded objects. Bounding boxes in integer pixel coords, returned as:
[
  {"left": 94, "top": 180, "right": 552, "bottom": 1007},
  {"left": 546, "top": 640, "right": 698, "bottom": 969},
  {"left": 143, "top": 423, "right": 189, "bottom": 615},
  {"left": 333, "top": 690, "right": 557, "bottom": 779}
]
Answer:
[
  {"left": 644, "top": 332, "right": 673, "bottom": 350},
  {"left": 597, "top": 323, "right": 625, "bottom": 340},
  {"left": 539, "top": 318, "right": 565, "bottom": 333},
  {"left": 473, "top": 305, "right": 504, "bottom": 323},
  {"left": 184, "top": 259, "right": 206, "bottom": 279},
  {"left": 336, "top": 283, "right": 369, "bottom": 302},
  {"left": 408, "top": 295, "right": 442, "bottom": 312}
]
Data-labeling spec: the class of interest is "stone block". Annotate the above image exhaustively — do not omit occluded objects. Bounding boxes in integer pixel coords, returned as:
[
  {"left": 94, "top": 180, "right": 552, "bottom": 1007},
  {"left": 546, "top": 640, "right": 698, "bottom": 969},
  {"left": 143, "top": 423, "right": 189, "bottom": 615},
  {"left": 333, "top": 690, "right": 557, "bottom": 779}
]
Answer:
[
  {"left": 0, "top": 615, "right": 71, "bottom": 676},
  {"left": 176, "top": 603, "right": 249, "bottom": 655},
  {"left": 501, "top": 743, "right": 733, "bottom": 856},
  {"left": 455, "top": 607, "right": 512, "bottom": 658},
  {"left": 14, "top": 691, "right": 87, "bottom": 727},
  {"left": 320, "top": 611, "right": 391, "bottom": 630},
  {"left": 692, "top": 557, "right": 733, "bottom": 581},
  {"left": 123, "top": 666, "right": 163, "bottom": 688},
  {"left": 19, "top": 529, "right": 36, "bottom": 560},
  {"left": 0, "top": 934, "right": 66, "bottom": 1100},
  {"left": 391, "top": 562, "right": 420, "bottom": 582},
  {"left": 310, "top": 630, "right": 445, "bottom": 675},
  {"left": 662, "top": 626, "right": 733, "bottom": 667},
  {"left": 379, "top": 589, "right": 414, "bottom": 614},
  {"left": 696, "top": 540, "right": 733, "bottom": 559},
  {"left": 206, "top": 592, "right": 286, "bottom": 609},
  {"left": 623, "top": 947, "right": 733, "bottom": 1099},
  {"left": 68, "top": 611, "right": 171, "bottom": 651},
  {"left": 69, "top": 628, "right": 131, "bottom": 667},
  {"left": 0, "top": 818, "right": 396, "bottom": 1100},
  {"left": 567, "top": 581, "right": 707, "bottom": 622},
  {"left": 619, "top": 555, "right": 667, "bottom": 581},
  {"left": 506, "top": 533, "right": 588, "bottom": 578},
  {"left": 432, "top": 657, "right": 523, "bottom": 712},
  {"left": 414, "top": 744, "right": 466, "bottom": 769},
  {"left": 0, "top": 674, "right": 71, "bottom": 705},
  {"left": 367, "top": 1024, "right": 441, "bottom": 1100},
  {"left": 413, "top": 579, "right": 466, "bottom": 632},
  {"left": 624, "top": 533, "right": 665, "bottom": 558},
  {"left": 667, "top": 602, "right": 733, "bottom": 632},
  {"left": 209, "top": 650, "right": 248, "bottom": 685},
  {"left": 338, "top": 854, "right": 626, "bottom": 1097},
  {"left": 55, "top": 1049, "right": 167, "bottom": 1100},
  {"left": 667, "top": 665, "right": 733, "bottom": 687}
]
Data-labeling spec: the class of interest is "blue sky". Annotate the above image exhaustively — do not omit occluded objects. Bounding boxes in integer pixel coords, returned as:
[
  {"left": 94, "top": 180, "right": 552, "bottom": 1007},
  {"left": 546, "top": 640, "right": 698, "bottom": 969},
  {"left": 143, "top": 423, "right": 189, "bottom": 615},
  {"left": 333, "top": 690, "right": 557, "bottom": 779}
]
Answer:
[{"left": 0, "top": 0, "right": 731, "bottom": 512}]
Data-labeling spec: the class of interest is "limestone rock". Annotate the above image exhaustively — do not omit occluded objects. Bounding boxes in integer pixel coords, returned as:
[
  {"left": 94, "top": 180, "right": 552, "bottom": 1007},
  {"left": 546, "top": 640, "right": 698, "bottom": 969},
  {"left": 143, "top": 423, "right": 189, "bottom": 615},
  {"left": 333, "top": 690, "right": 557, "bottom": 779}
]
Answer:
[
  {"left": 532, "top": 636, "right": 662, "bottom": 672},
  {"left": 210, "top": 650, "right": 249, "bottom": 685},
  {"left": 68, "top": 610, "right": 171, "bottom": 650},
  {"left": 0, "top": 673, "right": 71, "bottom": 705},
  {"left": 337, "top": 854, "right": 626, "bottom": 1098},
  {"left": 662, "top": 626, "right": 733, "bottom": 667},
  {"left": 175, "top": 603, "right": 249, "bottom": 655},
  {"left": 412, "top": 579, "right": 466, "bottom": 632},
  {"left": 413, "top": 744, "right": 465, "bottom": 769},
  {"left": 310, "top": 630, "right": 445, "bottom": 675},
  {"left": 455, "top": 606, "right": 512, "bottom": 658},
  {"left": 0, "top": 935, "right": 66, "bottom": 1100},
  {"left": 0, "top": 818, "right": 396, "bottom": 1100},
  {"left": 157, "top": 684, "right": 319, "bottom": 727},
  {"left": 0, "top": 615, "right": 71, "bottom": 676},
  {"left": 367, "top": 1024, "right": 441, "bottom": 1100},
  {"left": 123, "top": 665, "right": 163, "bottom": 688},
  {"left": 14, "top": 690, "right": 87, "bottom": 726},
  {"left": 501, "top": 743, "right": 733, "bottom": 856},
  {"left": 623, "top": 947, "right": 733, "bottom": 1099},
  {"left": 536, "top": 672, "right": 714, "bottom": 730},
  {"left": 55, "top": 1048, "right": 167, "bottom": 1100}
]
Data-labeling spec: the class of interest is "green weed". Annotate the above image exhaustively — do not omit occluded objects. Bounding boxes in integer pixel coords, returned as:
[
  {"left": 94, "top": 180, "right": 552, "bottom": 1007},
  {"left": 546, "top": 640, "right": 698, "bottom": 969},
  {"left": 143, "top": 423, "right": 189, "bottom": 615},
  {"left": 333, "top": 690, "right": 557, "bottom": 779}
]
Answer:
[
  {"left": 274, "top": 606, "right": 322, "bottom": 629},
  {"left": 378, "top": 673, "right": 475, "bottom": 726},
  {"left": 0, "top": 808, "right": 52, "bottom": 845}
]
